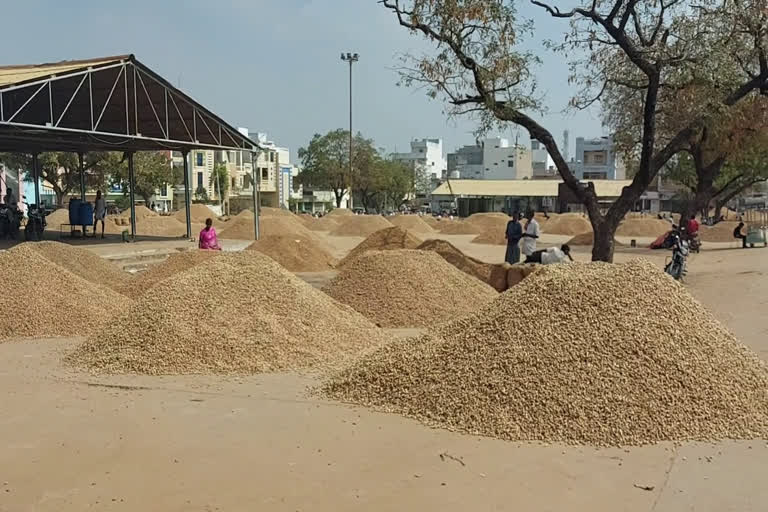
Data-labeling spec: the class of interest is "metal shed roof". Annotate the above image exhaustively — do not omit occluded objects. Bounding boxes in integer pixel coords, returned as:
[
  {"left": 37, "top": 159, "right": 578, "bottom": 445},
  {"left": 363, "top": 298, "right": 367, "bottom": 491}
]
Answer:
[
  {"left": 0, "top": 54, "right": 257, "bottom": 153},
  {"left": 432, "top": 179, "right": 633, "bottom": 198}
]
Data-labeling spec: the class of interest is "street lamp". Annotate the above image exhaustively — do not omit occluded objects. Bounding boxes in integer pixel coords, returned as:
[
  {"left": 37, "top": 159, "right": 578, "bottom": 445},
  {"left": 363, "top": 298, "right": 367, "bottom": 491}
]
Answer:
[{"left": 341, "top": 52, "right": 359, "bottom": 210}]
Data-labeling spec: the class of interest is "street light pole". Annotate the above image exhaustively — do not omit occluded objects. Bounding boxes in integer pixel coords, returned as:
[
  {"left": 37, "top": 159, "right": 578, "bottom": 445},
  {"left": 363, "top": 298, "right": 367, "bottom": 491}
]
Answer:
[{"left": 341, "top": 52, "right": 359, "bottom": 210}]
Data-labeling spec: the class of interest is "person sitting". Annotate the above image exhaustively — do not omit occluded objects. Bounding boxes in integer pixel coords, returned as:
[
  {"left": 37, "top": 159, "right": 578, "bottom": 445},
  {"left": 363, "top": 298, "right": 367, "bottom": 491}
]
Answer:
[
  {"left": 686, "top": 217, "right": 700, "bottom": 238},
  {"left": 733, "top": 222, "right": 748, "bottom": 248},
  {"left": 525, "top": 244, "right": 573, "bottom": 264},
  {"left": 198, "top": 218, "right": 222, "bottom": 250}
]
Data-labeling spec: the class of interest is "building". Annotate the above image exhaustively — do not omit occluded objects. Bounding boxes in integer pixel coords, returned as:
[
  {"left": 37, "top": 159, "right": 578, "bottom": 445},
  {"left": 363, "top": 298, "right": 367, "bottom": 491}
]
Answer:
[
  {"left": 447, "top": 137, "right": 533, "bottom": 180},
  {"left": 430, "top": 179, "right": 632, "bottom": 216},
  {"left": 447, "top": 144, "right": 483, "bottom": 179},
  {"left": 573, "top": 136, "right": 626, "bottom": 180},
  {"left": 392, "top": 138, "right": 447, "bottom": 192}
]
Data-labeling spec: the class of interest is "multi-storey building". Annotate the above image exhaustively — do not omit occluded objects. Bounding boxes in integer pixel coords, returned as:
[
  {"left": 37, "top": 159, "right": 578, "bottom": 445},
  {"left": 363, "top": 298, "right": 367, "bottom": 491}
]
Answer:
[
  {"left": 573, "top": 136, "right": 626, "bottom": 180},
  {"left": 392, "top": 138, "right": 447, "bottom": 192},
  {"left": 447, "top": 137, "right": 532, "bottom": 180}
]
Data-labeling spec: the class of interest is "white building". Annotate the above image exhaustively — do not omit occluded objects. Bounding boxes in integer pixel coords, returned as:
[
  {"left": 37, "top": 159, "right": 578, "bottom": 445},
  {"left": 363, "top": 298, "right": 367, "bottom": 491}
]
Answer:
[
  {"left": 392, "top": 138, "right": 447, "bottom": 191},
  {"left": 573, "top": 136, "right": 626, "bottom": 180},
  {"left": 448, "top": 137, "right": 533, "bottom": 180}
]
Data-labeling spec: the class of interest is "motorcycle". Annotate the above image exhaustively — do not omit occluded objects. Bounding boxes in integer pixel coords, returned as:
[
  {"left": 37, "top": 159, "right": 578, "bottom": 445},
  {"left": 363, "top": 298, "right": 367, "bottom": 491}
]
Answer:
[
  {"left": 664, "top": 230, "right": 690, "bottom": 281},
  {"left": 24, "top": 202, "right": 47, "bottom": 242},
  {"left": 0, "top": 203, "right": 22, "bottom": 240}
]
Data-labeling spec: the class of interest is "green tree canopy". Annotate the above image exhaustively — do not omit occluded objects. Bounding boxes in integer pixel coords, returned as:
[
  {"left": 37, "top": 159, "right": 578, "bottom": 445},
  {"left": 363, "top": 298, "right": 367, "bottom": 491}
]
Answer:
[
  {"left": 298, "top": 129, "right": 375, "bottom": 208},
  {"left": 0, "top": 152, "right": 112, "bottom": 206}
]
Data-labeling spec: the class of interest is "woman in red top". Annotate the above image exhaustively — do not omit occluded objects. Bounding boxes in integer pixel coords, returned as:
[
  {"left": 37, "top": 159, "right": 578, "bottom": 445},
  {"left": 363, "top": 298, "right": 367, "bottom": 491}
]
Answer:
[{"left": 198, "top": 218, "right": 222, "bottom": 250}]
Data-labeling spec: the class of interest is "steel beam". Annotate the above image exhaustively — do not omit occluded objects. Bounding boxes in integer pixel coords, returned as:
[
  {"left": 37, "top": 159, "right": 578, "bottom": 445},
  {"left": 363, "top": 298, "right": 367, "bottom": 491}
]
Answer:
[
  {"left": 183, "top": 151, "right": 192, "bottom": 239},
  {"left": 127, "top": 152, "right": 136, "bottom": 240}
]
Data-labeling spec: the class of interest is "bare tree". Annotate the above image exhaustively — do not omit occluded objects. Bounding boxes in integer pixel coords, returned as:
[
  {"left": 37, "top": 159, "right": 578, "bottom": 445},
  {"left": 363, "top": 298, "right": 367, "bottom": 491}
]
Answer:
[{"left": 381, "top": 0, "right": 768, "bottom": 261}]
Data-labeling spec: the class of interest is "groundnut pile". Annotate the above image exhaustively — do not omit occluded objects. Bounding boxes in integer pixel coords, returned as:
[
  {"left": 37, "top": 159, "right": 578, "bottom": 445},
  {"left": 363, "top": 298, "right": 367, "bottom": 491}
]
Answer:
[
  {"left": 323, "top": 249, "right": 498, "bottom": 328},
  {"left": 322, "top": 259, "right": 768, "bottom": 446},
  {"left": 338, "top": 227, "right": 423, "bottom": 267},
  {"left": 0, "top": 244, "right": 131, "bottom": 341},
  {"left": 67, "top": 251, "right": 387, "bottom": 375}
]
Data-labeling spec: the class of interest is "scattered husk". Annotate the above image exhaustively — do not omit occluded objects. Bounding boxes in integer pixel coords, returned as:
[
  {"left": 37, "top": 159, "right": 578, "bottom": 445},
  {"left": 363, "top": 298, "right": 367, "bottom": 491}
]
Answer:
[
  {"left": 323, "top": 249, "right": 498, "bottom": 328},
  {"left": 0, "top": 244, "right": 131, "bottom": 341},
  {"left": 322, "top": 260, "right": 768, "bottom": 446},
  {"left": 338, "top": 227, "right": 423, "bottom": 267},
  {"left": 67, "top": 251, "right": 386, "bottom": 375},
  {"left": 247, "top": 235, "right": 337, "bottom": 272}
]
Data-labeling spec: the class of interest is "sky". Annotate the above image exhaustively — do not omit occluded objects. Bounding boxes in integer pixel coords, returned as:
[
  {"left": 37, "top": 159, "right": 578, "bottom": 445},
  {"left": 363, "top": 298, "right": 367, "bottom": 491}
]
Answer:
[{"left": 0, "top": 0, "right": 606, "bottom": 161}]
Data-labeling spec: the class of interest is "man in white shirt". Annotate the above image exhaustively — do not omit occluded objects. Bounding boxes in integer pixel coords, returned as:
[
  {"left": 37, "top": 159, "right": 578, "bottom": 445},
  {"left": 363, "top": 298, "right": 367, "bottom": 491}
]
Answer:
[{"left": 520, "top": 209, "right": 540, "bottom": 257}]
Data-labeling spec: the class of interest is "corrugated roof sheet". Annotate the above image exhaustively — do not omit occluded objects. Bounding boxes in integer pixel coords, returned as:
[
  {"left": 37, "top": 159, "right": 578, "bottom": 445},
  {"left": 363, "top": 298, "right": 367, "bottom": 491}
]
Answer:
[
  {"left": 0, "top": 55, "right": 129, "bottom": 87},
  {"left": 432, "top": 179, "right": 633, "bottom": 198}
]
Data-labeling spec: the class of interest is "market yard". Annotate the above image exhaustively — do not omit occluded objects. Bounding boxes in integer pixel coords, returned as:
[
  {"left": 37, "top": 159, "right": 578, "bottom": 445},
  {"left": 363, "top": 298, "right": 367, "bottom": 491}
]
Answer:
[{"left": 1, "top": 224, "right": 767, "bottom": 512}]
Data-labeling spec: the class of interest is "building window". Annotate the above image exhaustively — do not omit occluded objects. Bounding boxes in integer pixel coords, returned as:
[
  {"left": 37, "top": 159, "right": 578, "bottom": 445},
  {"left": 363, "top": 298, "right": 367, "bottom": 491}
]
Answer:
[
  {"left": 508, "top": 161, "right": 514, "bottom": 167},
  {"left": 197, "top": 172, "right": 203, "bottom": 187},
  {"left": 196, "top": 152, "right": 204, "bottom": 166},
  {"left": 269, "top": 152, "right": 275, "bottom": 163},
  {"left": 231, "top": 177, "right": 236, "bottom": 188},
  {"left": 161, "top": 184, "right": 168, "bottom": 196},
  {"left": 261, "top": 168, "right": 269, "bottom": 180}
]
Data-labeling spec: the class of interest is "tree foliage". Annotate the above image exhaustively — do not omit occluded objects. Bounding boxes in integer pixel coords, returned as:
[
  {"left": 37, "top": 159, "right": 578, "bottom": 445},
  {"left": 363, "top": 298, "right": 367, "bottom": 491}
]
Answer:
[
  {"left": 381, "top": 0, "right": 768, "bottom": 261},
  {"left": 0, "top": 151, "right": 112, "bottom": 206},
  {"left": 297, "top": 129, "right": 376, "bottom": 207},
  {"left": 209, "top": 162, "right": 230, "bottom": 200},
  {"left": 108, "top": 152, "right": 177, "bottom": 204}
]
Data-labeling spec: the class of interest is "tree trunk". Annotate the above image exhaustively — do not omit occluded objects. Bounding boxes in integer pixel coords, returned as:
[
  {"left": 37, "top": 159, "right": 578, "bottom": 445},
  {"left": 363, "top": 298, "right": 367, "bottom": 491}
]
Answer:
[
  {"left": 55, "top": 190, "right": 65, "bottom": 208},
  {"left": 591, "top": 218, "right": 620, "bottom": 263}
]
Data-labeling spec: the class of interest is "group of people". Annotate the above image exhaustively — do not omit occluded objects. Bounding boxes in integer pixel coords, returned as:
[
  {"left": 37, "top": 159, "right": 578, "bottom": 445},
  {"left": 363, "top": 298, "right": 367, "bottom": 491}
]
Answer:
[{"left": 504, "top": 210, "right": 572, "bottom": 265}]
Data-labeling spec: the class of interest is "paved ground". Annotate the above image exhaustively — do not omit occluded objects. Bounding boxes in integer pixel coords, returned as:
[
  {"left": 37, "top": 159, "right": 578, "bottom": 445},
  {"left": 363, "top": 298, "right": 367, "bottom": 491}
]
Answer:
[{"left": 1, "top": 230, "right": 766, "bottom": 511}]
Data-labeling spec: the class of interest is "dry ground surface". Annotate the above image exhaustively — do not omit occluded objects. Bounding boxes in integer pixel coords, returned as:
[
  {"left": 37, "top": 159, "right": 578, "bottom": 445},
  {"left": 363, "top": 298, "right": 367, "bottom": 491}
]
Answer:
[{"left": 1, "top": 230, "right": 767, "bottom": 511}]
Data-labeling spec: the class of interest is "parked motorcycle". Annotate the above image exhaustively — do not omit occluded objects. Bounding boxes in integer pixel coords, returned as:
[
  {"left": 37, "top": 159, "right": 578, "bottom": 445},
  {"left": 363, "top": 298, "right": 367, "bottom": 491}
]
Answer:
[
  {"left": 664, "top": 230, "right": 690, "bottom": 281},
  {"left": 24, "top": 203, "right": 47, "bottom": 242},
  {"left": 0, "top": 203, "right": 22, "bottom": 240}
]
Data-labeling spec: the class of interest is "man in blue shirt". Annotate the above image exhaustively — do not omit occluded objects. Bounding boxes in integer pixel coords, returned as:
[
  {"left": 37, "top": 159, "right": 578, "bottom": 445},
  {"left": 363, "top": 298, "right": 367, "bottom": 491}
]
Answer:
[{"left": 505, "top": 211, "right": 523, "bottom": 264}]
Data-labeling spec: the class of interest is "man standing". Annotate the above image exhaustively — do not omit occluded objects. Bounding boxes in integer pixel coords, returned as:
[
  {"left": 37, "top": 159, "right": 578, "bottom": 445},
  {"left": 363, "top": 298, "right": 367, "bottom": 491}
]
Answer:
[
  {"left": 93, "top": 190, "right": 107, "bottom": 239},
  {"left": 505, "top": 211, "right": 523, "bottom": 264},
  {"left": 521, "top": 209, "right": 540, "bottom": 259}
]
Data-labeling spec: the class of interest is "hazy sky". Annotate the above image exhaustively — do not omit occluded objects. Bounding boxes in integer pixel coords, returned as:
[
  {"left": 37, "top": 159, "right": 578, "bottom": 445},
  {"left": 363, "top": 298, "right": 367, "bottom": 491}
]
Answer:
[{"left": 1, "top": 0, "right": 605, "bottom": 161}]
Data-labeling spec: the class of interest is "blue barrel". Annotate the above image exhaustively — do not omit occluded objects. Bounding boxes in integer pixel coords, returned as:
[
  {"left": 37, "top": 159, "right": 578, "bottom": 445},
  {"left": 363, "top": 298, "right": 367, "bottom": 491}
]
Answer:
[
  {"left": 68, "top": 199, "right": 82, "bottom": 224},
  {"left": 78, "top": 202, "right": 93, "bottom": 227}
]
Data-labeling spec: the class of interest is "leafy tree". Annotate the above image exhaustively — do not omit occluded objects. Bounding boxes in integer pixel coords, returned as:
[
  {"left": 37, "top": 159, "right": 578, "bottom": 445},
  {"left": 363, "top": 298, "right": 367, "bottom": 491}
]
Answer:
[
  {"left": 379, "top": 158, "right": 414, "bottom": 210},
  {"left": 209, "top": 162, "right": 229, "bottom": 200},
  {"left": 381, "top": 0, "right": 768, "bottom": 261},
  {"left": 0, "top": 152, "right": 111, "bottom": 206},
  {"left": 298, "top": 129, "right": 375, "bottom": 208},
  {"left": 194, "top": 186, "right": 209, "bottom": 202},
  {"left": 107, "top": 152, "right": 177, "bottom": 205}
]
